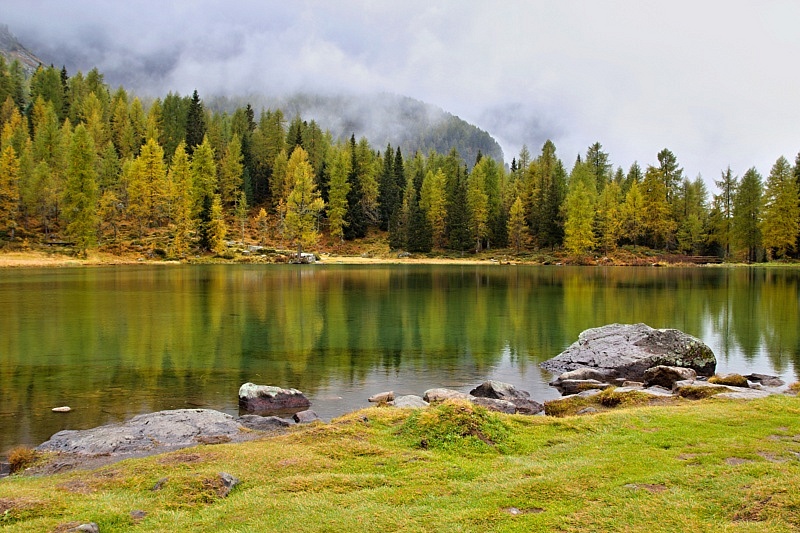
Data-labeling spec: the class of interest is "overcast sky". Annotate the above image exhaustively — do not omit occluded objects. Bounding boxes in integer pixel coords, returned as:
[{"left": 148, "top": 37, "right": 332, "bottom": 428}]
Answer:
[{"left": 5, "top": 1, "right": 800, "bottom": 188}]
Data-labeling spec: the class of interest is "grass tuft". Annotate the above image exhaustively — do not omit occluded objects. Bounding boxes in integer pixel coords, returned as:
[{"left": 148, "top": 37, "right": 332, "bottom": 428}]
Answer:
[
  {"left": 399, "top": 399, "right": 510, "bottom": 452},
  {"left": 7, "top": 447, "right": 37, "bottom": 474},
  {"left": 708, "top": 373, "right": 749, "bottom": 387},
  {"left": 544, "top": 387, "right": 656, "bottom": 416},
  {"left": 676, "top": 385, "right": 726, "bottom": 400}
]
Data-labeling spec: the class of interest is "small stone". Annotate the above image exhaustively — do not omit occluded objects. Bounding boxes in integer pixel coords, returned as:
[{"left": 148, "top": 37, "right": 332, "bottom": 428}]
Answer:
[
  {"left": 70, "top": 523, "right": 100, "bottom": 533},
  {"left": 471, "top": 397, "right": 517, "bottom": 414},
  {"left": 577, "top": 407, "right": 599, "bottom": 415},
  {"left": 292, "top": 410, "right": 320, "bottom": 424},
  {"left": 423, "top": 388, "right": 471, "bottom": 403},
  {"left": 218, "top": 472, "right": 240, "bottom": 497},
  {"left": 368, "top": 391, "right": 395, "bottom": 403},
  {"left": 52, "top": 406, "right": 72, "bottom": 412},
  {"left": 130, "top": 510, "right": 147, "bottom": 521},
  {"left": 152, "top": 477, "right": 168, "bottom": 491},
  {"left": 392, "top": 395, "right": 429, "bottom": 409}
]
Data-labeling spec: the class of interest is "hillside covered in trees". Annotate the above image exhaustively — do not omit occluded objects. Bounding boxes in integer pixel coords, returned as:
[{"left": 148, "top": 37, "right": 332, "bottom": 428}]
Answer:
[{"left": 0, "top": 56, "right": 799, "bottom": 263}]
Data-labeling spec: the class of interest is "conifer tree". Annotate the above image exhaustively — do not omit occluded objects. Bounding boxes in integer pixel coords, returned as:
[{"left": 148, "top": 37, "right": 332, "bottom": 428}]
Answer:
[
  {"left": 235, "top": 191, "right": 249, "bottom": 243},
  {"left": 507, "top": 195, "right": 528, "bottom": 254},
  {"left": 0, "top": 146, "right": 19, "bottom": 239},
  {"left": 621, "top": 180, "right": 644, "bottom": 249},
  {"left": 63, "top": 125, "right": 98, "bottom": 255},
  {"left": 254, "top": 207, "right": 268, "bottom": 246},
  {"left": 733, "top": 168, "right": 763, "bottom": 262},
  {"left": 168, "top": 142, "right": 194, "bottom": 257},
  {"left": 641, "top": 166, "right": 676, "bottom": 249},
  {"left": 185, "top": 90, "right": 206, "bottom": 155},
  {"left": 190, "top": 136, "right": 217, "bottom": 215},
  {"left": 712, "top": 167, "right": 737, "bottom": 258},
  {"left": 207, "top": 194, "right": 227, "bottom": 254},
  {"left": 344, "top": 135, "right": 367, "bottom": 240},
  {"left": 285, "top": 147, "right": 324, "bottom": 258},
  {"left": 563, "top": 161, "right": 597, "bottom": 258},
  {"left": 420, "top": 169, "right": 447, "bottom": 248},
  {"left": 326, "top": 146, "right": 351, "bottom": 243},
  {"left": 466, "top": 163, "right": 489, "bottom": 252},
  {"left": 219, "top": 133, "right": 244, "bottom": 208},
  {"left": 596, "top": 180, "right": 622, "bottom": 255},
  {"left": 760, "top": 156, "right": 799, "bottom": 259}
]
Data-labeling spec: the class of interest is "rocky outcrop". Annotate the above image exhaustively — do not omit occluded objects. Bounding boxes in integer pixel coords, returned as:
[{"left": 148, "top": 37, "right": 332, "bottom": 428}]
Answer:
[
  {"left": 36, "top": 409, "right": 252, "bottom": 456},
  {"left": 541, "top": 323, "right": 716, "bottom": 381},
  {"left": 238, "top": 383, "right": 311, "bottom": 414}
]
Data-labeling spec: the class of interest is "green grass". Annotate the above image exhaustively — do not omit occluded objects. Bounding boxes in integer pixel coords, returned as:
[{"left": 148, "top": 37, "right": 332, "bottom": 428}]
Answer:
[{"left": 2, "top": 397, "right": 800, "bottom": 532}]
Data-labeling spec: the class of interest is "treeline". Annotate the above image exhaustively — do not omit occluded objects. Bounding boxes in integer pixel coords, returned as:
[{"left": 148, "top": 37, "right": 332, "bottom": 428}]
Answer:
[{"left": 0, "top": 58, "right": 799, "bottom": 261}]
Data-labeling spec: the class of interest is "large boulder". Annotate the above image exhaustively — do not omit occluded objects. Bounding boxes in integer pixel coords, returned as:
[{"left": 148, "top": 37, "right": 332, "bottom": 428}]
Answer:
[
  {"left": 541, "top": 323, "right": 716, "bottom": 382},
  {"left": 238, "top": 383, "right": 311, "bottom": 414},
  {"left": 36, "top": 409, "right": 249, "bottom": 456}
]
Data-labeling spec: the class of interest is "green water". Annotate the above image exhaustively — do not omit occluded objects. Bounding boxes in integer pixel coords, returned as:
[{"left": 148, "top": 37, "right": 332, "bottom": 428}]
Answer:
[{"left": 1, "top": 264, "right": 799, "bottom": 453}]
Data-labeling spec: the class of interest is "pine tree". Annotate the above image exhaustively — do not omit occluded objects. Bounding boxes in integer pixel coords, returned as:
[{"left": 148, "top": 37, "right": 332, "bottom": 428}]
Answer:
[
  {"left": 507, "top": 195, "right": 528, "bottom": 254},
  {"left": 235, "top": 191, "right": 248, "bottom": 243},
  {"left": 185, "top": 90, "right": 206, "bottom": 155},
  {"left": 254, "top": 207, "right": 268, "bottom": 246},
  {"left": 447, "top": 167, "right": 472, "bottom": 253},
  {"left": 406, "top": 186, "right": 432, "bottom": 253},
  {"left": 732, "top": 167, "right": 763, "bottom": 262},
  {"left": 63, "top": 125, "right": 98, "bottom": 255},
  {"left": 760, "top": 156, "right": 799, "bottom": 259},
  {"left": 377, "top": 144, "right": 397, "bottom": 231},
  {"left": 466, "top": 163, "right": 489, "bottom": 252},
  {"left": 420, "top": 169, "right": 447, "bottom": 248},
  {"left": 344, "top": 135, "right": 367, "bottom": 240},
  {"left": 190, "top": 136, "right": 217, "bottom": 215}
]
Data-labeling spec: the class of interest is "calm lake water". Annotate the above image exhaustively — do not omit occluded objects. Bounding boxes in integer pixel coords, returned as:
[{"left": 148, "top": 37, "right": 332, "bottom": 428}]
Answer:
[{"left": 1, "top": 264, "right": 799, "bottom": 454}]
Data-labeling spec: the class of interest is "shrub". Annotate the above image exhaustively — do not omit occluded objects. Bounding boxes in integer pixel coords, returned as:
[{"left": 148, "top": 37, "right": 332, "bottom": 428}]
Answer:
[{"left": 7, "top": 446, "right": 36, "bottom": 473}]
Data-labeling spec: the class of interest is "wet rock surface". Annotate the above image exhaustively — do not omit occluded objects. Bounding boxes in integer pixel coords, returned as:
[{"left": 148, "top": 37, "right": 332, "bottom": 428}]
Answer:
[{"left": 541, "top": 323, "right": 717, "bottom": 381}]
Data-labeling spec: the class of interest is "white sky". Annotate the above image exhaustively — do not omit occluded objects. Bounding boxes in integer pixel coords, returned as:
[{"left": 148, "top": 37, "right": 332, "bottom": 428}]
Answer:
[{"left": 5, "top": 0, "right": 800, "bottom": 188}]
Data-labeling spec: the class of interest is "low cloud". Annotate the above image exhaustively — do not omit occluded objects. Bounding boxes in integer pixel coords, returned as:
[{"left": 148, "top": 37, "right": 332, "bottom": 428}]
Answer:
[{"left": 5, "top": 1, "right": 800, "bottom": 184}]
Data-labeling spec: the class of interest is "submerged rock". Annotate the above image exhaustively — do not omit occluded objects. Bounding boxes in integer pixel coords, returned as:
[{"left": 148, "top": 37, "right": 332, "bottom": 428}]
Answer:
[
  {"left": 238, "top": 383, "right": 311, "bottom": 414},
  {"left": 368, "top": 391, "right": 395, "bottom": 403},
  {"left": 541, "top": 323, "right": 716, "bottom": 382}
]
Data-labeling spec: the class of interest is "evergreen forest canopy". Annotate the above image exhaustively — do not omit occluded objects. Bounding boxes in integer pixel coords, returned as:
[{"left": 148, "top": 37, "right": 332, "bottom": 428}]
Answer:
[{"left": 0, "top": 58, "right": 799, "bottom": 261}]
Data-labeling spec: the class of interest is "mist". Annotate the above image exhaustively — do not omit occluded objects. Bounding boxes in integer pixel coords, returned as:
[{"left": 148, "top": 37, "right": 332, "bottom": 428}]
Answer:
[{"left": 5, "top": 1, "right": 800, "bottom": 184}]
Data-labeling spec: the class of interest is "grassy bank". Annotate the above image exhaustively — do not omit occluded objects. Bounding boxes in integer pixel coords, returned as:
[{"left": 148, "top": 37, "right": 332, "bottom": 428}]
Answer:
[{"left": 2, "top": 396, "right": 800, "bottom": 532}]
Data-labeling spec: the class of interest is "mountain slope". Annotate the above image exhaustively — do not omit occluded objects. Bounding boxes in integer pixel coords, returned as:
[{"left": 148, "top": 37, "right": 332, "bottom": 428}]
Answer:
[{"left": 0, "top": 24, "right": 42, "bottom": 74}]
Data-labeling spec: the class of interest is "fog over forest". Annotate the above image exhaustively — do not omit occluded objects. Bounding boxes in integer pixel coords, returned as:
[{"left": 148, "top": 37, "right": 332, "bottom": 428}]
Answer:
[{"left": 4, "top": 1, "right": 800, "bottom": 185}]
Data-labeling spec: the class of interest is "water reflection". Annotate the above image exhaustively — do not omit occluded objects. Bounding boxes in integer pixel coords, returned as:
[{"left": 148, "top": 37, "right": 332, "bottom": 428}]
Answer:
[{"left": 0, "top": 265, "right": 798, "bottom": 453}]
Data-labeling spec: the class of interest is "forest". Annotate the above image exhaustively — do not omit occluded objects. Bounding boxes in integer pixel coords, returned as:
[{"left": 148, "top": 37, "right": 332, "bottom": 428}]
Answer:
[{"left": 0, "top": 58, "right": 799, "bottom": 262}]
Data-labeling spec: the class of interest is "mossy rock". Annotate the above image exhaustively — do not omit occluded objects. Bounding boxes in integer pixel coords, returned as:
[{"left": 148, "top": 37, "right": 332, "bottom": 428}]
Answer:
[
  {"left": 708, "top": 374, "right": 749, "bottom": 388},
  {"left": 399, "top": 399, "right": 510, "bottom": 452},
  {"left": 544, "top": 388, "right": 653, "bottom": 417},
  {"left": 676, "top": 385, "right": 726, "bottom": 400}
]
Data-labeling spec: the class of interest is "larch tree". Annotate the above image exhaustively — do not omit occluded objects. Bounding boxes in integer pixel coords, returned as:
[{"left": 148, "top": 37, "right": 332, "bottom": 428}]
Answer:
[
  {"left": 0, "top": 146, "right": 20, "bottom": 239},
  {"left": 596, "top": 180, "right": 622, "bottom": 255},
  {"left": 285, "top": 146, "right": 325, "bottom": 259},
  {"left": 760, "top": 156, "right": 799, "bottom": 259},
  {"left": 507, "top": 195, "right": 528, "bottom": 254},
  {"left": 732, "top": 167, "right": 763, "bottom": 262},
  {"left": 206, "top": 194, "right": 227, "bottom": 254},
  {"left": 563, "top": 160, "right": 597, "bottom": 258},
  {"left": 621, "top": 179, "right": 644, "bottom": 249},
  {"left": 218, "top": 133, "right": 244, "bottom": 209},
  {"left": 641, "top": 165, "right": 676, "bottom": 249},
  {"left": 168, "top": 142, "right": 194, "bottom": 257},
  {"left": 466, "top": 162, "right": 489, "bottom": 252},
  {"left": 713, "top": 167, "right": 738, "bottom": 258},
  {"left": 326, "top": 145, "right": 351, "bottom": 244},
  {"left": 420, "top": 169, "right": 447, "bottom": 248},
  {"left": 63, "top": 125, "right": 99, "bottom": 256},
  {"left": 190, "top": 136, "right": 217, "bottom": 216}
]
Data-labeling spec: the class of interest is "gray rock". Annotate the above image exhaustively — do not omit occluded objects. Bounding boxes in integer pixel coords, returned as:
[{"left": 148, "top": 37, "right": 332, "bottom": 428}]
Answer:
[
  {"left": 470, "top": 397, "right": 517, "bottom": 414},
  {"left": 368, "top": 391, "right": 395, "bottom": 403},
  {"left": 714, "top": 389, "right": 774, "bottom": 400},
  {"left": 292, "top": 410, "right": 320, "bottom": 424},
  {"left": 236, "top": 414, "right": 294, "bottom": 431},
  {"left": 68, "top": 524, "right": 99, "bottom": 533},
  {"left": 673, "top": 380, "right": 733, "bottom": 399},
  {"left": 218, "top": 472, "right": 240, "bottom": 497},
  {"left": 745, "top": 373, "right": 785, "bottom": 387},
  {"left": 238, "top": 383, "right": 311, "bottom": 414},
  {"left": 423, "top": 388, "right": 471, "bottom": 403},
  {"left": 554, "top": 379, "right": 611, "bottom": 395},
  {"left": 469, "top": 380, "right": 531, "bottom": 400},
  {"left": 550, "top": 368, "right": 617, "bottom": 384},
  {"left": 576, "top": 407, "right": 599, "bottom": 415},
  {"left": 508, "top": 397, "right": 545, "bottom": 415},
  {"left": 644, "top": 365, "right": 697, "bottom": 389},
  {"left": 468, "top": 380, "right": 542, "bottom": 414},
  {"left": 541, "top": 323, "right": 716, "bottom": 381},
  {"left": 36, "top": 409, "right": 247, "bottom": 456},
  {"left": 392, "top": 395, "right": 429, "bottom": 409},
  {"left": 622, "top": 381, "right": 645, "bottom": 389}
]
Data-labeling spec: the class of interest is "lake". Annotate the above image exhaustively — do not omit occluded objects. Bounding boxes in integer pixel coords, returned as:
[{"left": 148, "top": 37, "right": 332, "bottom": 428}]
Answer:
[{"left": 1, "top": 264, "right": 799, "bottom": 454}]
